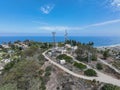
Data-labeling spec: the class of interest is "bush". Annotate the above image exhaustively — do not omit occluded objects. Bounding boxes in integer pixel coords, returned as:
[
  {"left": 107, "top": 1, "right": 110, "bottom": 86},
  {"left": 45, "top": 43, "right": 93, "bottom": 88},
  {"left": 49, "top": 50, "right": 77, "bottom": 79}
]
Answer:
[
  {"left": 101, "top": 84, "right": 120, "bottom": 90},
  {"left": 103, "top": 50, "right": 109, "bottom": 59},
  {"left": 74, "top": 62, "right": 87, "bottom": 70},
  {"left": 3, "top": 61, "right": 15, "bottom": 72},
  {"left": 91, "top": 55, "right": 97, "bottom": 61},
  {"left": 45, "top": 66, "right": 52, "bottom": 77},
  {"left": 76, "top": 56, "right": 88, "bottom": 62},
  {"left": 96, "top": 63, "right": 103, "bottom": 70},
  {"left": 56, "top": 54, "right": 73, "bottom": 63},
  {"left": 84, "top": 69, "right": 97, "bottom": 76}
]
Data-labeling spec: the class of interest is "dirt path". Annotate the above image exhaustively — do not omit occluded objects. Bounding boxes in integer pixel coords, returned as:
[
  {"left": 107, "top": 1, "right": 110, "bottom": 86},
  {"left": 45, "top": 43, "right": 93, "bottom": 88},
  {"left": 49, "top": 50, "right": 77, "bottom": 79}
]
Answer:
[
  {"left": 98, "top": 58, "right": 120, "bottom": 74},
  {"left": 43, "top": 50, "right": 120, "bottom": 87}
]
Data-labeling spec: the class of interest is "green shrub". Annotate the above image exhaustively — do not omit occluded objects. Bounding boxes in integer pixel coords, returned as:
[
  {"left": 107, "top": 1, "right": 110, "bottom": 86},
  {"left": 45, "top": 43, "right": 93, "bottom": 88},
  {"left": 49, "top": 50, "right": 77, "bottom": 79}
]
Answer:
[
  {"left": 91, "top": 55, "right": 97, "bottom": 61},
  {"left": 84, "top": 69, "right": 97, "bottom": 76},
  {"left": 74, "top": 62, "right": 87, "bottom": 70},
  {"left": 101, "top": 84, "right": 120, "bottom": 90},
  {"left": 3, "top": 61, "right": 15, "bottom": 72},
  {"left": 96, "top": 63, "right": 103, "bottom": 70},
  {"left": 103, "top": 50, "right": 109, "bottom": 59},
  {"left": 76, "top": 56, "right": 88, "bottom": 62},
  {"left": 45, "top": 66, "right": 52, "bottom": 72}
]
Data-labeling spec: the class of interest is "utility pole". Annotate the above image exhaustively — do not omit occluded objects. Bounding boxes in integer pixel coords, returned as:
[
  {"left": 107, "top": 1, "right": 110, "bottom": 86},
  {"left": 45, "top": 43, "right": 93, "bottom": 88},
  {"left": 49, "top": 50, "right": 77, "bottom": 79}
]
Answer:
[
  {"left": 52, "top": 32, "right": 56, "bottom": 48},
  {"left": 65, "top": 30, "right": 68, "bottom": 43}
]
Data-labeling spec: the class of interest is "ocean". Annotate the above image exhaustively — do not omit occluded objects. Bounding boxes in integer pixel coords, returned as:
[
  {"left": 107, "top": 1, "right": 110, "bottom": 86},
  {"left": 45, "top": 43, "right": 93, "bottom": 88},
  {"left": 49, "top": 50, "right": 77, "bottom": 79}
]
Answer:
[{"left": 0, "top": 36, "right": 120, "bottom": 47}]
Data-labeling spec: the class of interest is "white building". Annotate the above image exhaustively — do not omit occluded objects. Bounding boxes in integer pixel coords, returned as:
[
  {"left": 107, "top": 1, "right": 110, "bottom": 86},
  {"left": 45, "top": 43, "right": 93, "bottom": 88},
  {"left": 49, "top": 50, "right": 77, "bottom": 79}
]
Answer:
[
  {"left": 61, "top": 50, "right": 67, "bottom": 54},
  {"left": 48, "top": 52, "right": 52, "bottom": 56},
  {"left": 2, "top": 44, "right": 10, "bottom": 49},
  {"left": 60, "top": 60, "right": 66, "bottom": 64},
  {"left": 65, "top": 44, "right": 71, "bottom": 48}
]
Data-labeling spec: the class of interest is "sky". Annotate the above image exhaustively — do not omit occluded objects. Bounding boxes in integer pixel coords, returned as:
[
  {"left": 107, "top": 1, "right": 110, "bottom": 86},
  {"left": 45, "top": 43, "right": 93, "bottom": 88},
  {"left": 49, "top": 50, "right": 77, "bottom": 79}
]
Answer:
[{"left": 0, "top": 0, "right": 120, "bottom": 36}]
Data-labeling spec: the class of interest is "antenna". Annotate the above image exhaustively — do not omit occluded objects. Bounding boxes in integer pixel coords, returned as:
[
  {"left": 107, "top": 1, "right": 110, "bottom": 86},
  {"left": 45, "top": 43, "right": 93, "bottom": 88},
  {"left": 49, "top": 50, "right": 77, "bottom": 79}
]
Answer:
[
  {"left": 65, "top": 30, "right": 68, "bottom": 42},
  {"left": 52, "top": 32, "right": 56, "bottom": 48}
]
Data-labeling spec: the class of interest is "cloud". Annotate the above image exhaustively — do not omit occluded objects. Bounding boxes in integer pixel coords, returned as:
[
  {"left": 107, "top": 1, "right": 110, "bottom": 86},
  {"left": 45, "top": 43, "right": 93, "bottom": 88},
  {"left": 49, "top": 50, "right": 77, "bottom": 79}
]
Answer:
[
  {"left": 87, "top": 19, "right": 120, "bottom": 27},
  {"left": 40, "top": 4, "right": 54, "bottom": 14},
  {"left": 38, "top": 26, "right": 81, "bottom": 31},
  {"left": 111, "top": 0, "right": 120, "bottom": 7},
  {"left": 107, "top": 0, "right": 120, "bottom": 11},
  {"left": 38, "top": 19, "right": 120, "bottom": 31}
]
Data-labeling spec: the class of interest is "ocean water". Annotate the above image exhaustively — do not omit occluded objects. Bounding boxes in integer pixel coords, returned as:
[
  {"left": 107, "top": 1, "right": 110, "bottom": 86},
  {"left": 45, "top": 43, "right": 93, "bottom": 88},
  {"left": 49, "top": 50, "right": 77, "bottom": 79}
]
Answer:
[{"left": 0, "top": 36, "right": 120, "bottom": 47}]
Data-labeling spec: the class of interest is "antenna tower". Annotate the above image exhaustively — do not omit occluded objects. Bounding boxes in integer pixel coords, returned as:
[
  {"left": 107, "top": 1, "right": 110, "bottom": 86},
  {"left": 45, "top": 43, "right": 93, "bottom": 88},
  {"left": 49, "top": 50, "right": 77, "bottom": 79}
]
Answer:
[
  {"left": 52, "top": 32, "right": 56, "bottom": 48},
  {"left": 65, "top": 30, "right": 68, "bottom": 42}
]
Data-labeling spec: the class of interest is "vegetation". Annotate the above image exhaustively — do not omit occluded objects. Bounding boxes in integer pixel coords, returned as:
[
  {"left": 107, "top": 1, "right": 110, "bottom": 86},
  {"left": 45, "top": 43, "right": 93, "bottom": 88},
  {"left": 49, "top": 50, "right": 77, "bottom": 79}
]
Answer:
[
  {"left": 1, "top": 60, "right": 42, "bottom": 90},
  {"left": 73, "top": 62, "right": 87, "bottom": 70},
  {"left": 58, "top": 42, "right": 65, "bottom": 47},
  {"left": 3, "top": 60, "right": 16, "bottom": 72},
  {"left": 96, "top": 63, "right": 103, "bottom": 70},
  {"left": 75, "top": 42, "right": 97, "bottom": 62},
  {"left": 84, "top": 69, "right": 97, "bottom": 76},
  {"left": 103, "top": 50, "right": 109, "bottom": 59},
  {"left": 56, "top": 54, "right": 73, "bottom": 63},
  {"left": 101, "top": 84, "right": 120, "bottom": 90},
  {"left": 65, "top": 40, "right": 78, "bottom": 46},
  {"left": 113, "top": 61, "right": 120, "bottom": 70},
  {"left": 91, "top": 55, "right": 97, "bottom": 61},
  {"left": 0, "top": 41, "right": 52, "bottom": 90}
]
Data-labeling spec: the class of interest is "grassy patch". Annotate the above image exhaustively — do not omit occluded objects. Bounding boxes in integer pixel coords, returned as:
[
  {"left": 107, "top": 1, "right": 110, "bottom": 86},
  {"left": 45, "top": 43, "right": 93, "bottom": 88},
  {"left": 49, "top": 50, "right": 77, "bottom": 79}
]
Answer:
[
  {"left": 73, "top": 62, "right": 87, "bottom": 70},
  {"left": 56, "top": 54, "right": 73, "bottom": 63}
]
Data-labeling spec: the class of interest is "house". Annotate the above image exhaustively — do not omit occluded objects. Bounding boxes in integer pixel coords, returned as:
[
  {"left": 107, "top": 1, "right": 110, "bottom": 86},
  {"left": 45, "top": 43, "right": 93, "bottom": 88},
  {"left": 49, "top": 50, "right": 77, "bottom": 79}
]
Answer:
[
  {"left": 1, "top": 44, "right": 10, "bottom": 49},
  {"left": 65, "top": 44, "right": 71, "bottom": 48}
]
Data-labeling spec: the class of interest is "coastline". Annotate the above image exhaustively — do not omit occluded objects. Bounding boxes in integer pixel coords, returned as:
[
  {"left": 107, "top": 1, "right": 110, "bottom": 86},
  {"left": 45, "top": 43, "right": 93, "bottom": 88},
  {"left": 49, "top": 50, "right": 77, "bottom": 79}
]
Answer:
[
  {"left": 0, "top": 36, "right": 120, "bottom": 47},
  {"left": 96, "top": 44, "right": 120, "bottom": 48}
]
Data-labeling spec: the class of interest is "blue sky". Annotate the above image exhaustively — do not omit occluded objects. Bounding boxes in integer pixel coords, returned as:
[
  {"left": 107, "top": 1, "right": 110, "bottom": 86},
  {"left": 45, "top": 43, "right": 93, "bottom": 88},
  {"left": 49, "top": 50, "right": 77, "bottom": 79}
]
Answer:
[{"left": 0, "top": 0, "right": 120, "bottom": 36}]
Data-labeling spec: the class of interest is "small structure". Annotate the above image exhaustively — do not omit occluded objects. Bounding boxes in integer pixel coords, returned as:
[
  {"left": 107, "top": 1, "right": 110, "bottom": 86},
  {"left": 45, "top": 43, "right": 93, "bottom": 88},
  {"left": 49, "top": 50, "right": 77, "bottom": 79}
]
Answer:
[
  {"left": 116, "top": 55, "right": 120, "bottom": 60},
  {"left": 48, "top": 51, "right": 52, "bottom": 56},
  {"left": 0, "top": 66, "right": 3, "bottom": 70},
  {"left": 1, "top": 44, "right": 10, "bottom": 49},
  {"left": 73, "top": 46, "right": 78, "bottom": 50},
  {"left": 65, "top": 44, "right": 71, "bottom": 48},
  {"left": 4, "top": 59, "right": 11, "bottom": 64},
  {"left": 60, "top": 60, "right": 66, "bottom": 65},
  {"left": 61, "top": 50, "right": 67, "bottom": 54},
  {"left": 15, "top": 43, "right": 28, "bottom": 50}
]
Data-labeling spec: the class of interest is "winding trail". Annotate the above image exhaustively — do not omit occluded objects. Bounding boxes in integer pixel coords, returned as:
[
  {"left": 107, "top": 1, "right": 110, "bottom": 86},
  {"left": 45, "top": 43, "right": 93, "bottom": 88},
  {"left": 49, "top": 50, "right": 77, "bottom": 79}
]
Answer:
[
  {"left": 98, "top": 58, "right": 120, "bottom": 74},
  {"left": 43, "top": 50, "right": 120, "bottom": 87}
]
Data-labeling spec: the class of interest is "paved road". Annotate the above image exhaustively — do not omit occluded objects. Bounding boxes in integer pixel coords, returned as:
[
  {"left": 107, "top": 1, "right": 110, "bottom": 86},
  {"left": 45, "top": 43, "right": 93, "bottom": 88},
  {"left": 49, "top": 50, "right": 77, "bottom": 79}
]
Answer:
[
  {"left": 98, "top": 58, "right": 120, "bottom": 74},
  {"left": 43, "top": 50, "right": 120, "bottom": 87}
]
